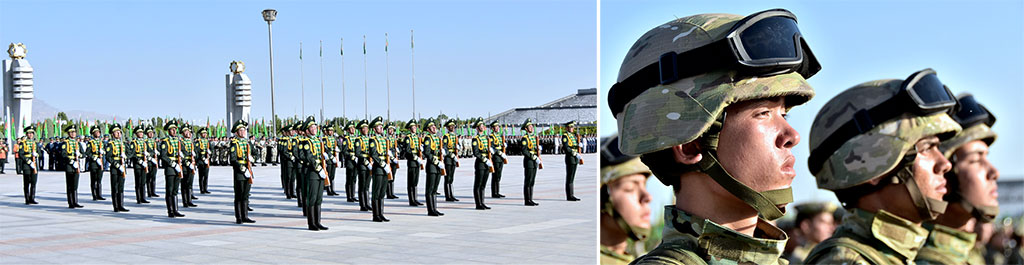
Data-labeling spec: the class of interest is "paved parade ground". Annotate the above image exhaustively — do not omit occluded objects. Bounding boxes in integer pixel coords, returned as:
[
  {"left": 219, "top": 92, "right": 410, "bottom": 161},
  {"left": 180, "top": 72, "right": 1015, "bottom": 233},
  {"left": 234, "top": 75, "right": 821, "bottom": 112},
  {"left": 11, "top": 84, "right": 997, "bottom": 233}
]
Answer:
[{"left": 0, "top": 154, "right": 597, "bottom": 264}]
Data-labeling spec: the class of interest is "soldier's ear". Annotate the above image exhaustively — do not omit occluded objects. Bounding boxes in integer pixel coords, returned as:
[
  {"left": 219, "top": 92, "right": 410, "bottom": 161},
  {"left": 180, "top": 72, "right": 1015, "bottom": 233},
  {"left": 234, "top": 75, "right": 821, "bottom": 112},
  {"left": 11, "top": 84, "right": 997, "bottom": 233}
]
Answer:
[{"left": 672, "top": 142, "right": 702, "bottom": 165}]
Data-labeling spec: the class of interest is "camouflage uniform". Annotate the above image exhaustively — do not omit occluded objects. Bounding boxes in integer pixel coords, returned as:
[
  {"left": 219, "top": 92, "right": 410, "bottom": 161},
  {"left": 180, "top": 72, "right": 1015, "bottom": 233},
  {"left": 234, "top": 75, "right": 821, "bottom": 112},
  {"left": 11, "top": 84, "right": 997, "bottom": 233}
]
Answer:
[
  {"left": 916, "top": 223, "right": 984, "bottom": 265},
  {"left": 600, "top": 135, "right": 652, "bottom": 264}
]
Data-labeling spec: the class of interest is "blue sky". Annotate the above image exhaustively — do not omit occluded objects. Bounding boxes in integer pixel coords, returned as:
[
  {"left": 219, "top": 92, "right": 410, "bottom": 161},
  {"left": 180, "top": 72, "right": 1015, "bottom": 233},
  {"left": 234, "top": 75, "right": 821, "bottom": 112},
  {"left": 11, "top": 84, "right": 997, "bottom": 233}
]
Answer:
[
  {"left": 600, "top": 0, "right": 1024, "bottom": 207},
  {"left": 0, "top": 0, "right": 596, "bottom": 123}
]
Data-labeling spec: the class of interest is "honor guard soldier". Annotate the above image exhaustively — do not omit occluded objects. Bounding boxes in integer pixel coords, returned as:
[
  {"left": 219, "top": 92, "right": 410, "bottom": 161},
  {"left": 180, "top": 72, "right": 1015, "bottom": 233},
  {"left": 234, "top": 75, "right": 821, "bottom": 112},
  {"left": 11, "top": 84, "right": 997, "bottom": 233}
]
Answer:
[
  {"left": 322, "top": 123, "right": 341, "bottom": 196},
  {"left": 916, "top": 94, "right": 1000, "bottom": 265},
  {"left": 105, "top": 124, "right": 130, "bottom": 212},
  {"left": 159, "top": 121, "right": 186, "bottom": 218},
  {"left": 404, "top": 119, "right": 424, "bottom": 206},
  {"left": 470, "top": 119, "right": 493, "bottom": 210},
  {"left": 297, "top": 117, "right": 330, "bottom": 230},
  {"left": 355, "top": 119, "right": 372, "bottom": 211},
  {"left": 441, "top": 120, "right": 460, "bottom": 202},
  {"left": 561, "top": 120, "right": 581, "bottom": 201},
  {"left": 600, "top": 135, "right": 653, "bottom": 265},
  {"left": 368, "top": 117, "right": 391, "bottom": 221},
  {"left": 385, "top": 123, "right": 400, "bottom": 199},
  {"left": 85, "top": 125, "right": 106, "bottom": 201},
  {"left": 179, "top": 125, "right": 198, "bottom": 207},
  {"left": 128, "top": 126, "right": 150, "bottom": 204},
  {"left": 294, "top": 123, "right": 309, "bottom": 213},
  {"left": 342, "top": 121, "right": 360, "bottom": 202},
  {"left": 19, "top": 126, "right": 39, "bottom": 204},
  {"left": 144, "top": 126, "right": 160, "bottom": 198},
  {"left": 519, "top": 118, "right": 541, "bottom": 206},
  {"left": 609, "top": 9, "right": 822, "bottom": 264},
  {"left": 61, "top": 124, "right": 85, "bottom": 208},
  {"left": 489, "top": 121, "right": 508, "bottom": 198},
  {"left": 804, "top": 69, "right": 962, "bottom": 264},
  {"left": 279, "top": 124, "right": 295, "bottom": 199},
  {"left": 289, "top": 124, "right": 302, "bottom": 202},
  {"left": 196, "top": 127, "right": 212, "bottom": 194},
  {"left": 229, "top": 119, "right": 256, "bottom": 224},
  {"left": 421, "top": 119, "right": 444, "bottom": 216}
]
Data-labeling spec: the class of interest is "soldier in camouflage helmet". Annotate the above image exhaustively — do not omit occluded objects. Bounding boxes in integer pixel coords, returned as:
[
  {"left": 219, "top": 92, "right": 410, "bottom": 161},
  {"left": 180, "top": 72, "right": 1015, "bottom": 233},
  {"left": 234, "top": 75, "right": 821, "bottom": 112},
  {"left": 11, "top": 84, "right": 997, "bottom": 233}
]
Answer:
[
  {"left": 608, "top": 9, "right": 820, "bottom": 265},
  {"left": 600, "top": 135, "right": 652, "bottom": 265},
  {"left": 803, "top": 69, "right": 963, "bottom": 265},
  {"left": 916, "top": 94, "right": 999, "bottom": 265},
  {"left": 785, "top": 201, "right": 838, "bottom": 264}
]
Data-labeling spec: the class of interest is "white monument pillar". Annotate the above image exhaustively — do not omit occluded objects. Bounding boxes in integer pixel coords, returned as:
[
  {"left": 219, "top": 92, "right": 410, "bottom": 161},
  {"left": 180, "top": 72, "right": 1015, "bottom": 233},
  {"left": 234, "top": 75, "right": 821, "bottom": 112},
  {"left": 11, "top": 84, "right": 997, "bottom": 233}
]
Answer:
[
  {"left": 225, "top": 60, "right": 252, "bottom": 126},
  {"left": 3, "top": 43, "right": 33, "bottom": 139}
]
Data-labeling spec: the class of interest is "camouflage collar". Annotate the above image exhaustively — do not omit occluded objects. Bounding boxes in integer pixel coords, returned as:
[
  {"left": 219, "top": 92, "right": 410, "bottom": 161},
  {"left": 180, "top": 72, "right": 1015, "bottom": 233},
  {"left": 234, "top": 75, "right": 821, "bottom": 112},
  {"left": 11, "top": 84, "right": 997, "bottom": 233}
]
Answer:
[
  {"left": 843, "top": 208, "right": 929, "bottom": 260},
  {"left": 660, "top": 206, "right": 788, "bottom": 264},
  {"left": 918, "top": 223, "right": 976, "bottom": 264},
  {"left": 599, "top": 245, "right": 633, "bottom": 265}
]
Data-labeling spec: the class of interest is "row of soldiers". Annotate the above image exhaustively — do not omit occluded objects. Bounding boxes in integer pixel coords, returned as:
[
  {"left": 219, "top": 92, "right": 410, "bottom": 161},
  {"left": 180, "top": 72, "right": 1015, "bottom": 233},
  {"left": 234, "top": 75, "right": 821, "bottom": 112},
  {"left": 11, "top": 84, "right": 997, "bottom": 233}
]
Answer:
[
  {"left": 276, "top": 116, "right": 585, "bottom": 229},
  {"left": 602, "top": 8, "right": 1018, "bottom": 265},
  {"left": 13, "top": 115, "right": 587, "bottom": 230},
  {"left": 207, "top": 137, "right": 278, "bottom": 167}
]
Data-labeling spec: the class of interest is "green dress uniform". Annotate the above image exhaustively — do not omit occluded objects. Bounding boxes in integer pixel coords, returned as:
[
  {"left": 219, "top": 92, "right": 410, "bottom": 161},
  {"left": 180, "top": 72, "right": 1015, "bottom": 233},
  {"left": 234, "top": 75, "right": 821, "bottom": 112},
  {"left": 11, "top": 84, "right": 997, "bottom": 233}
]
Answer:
[
  {"left": 296, "top": 120, "right": 329, "bottom": 230},
  {"left": 158, "top": 124, "right": 185, "bottom": 218},
  {"left": 85, "top": 128, "right": 106, "bottom": 201},
  {"left": 180, "top": 132, "right": 198, "bottom": 207},
  {"left": 471, "top": 124, "right": 492, "bottom": 210},
  {"left": 229, "top": 127, "right": 255, "bottom": 224},
  {"left": 145, "top": 129, "right": 160, "bottom": 198},
  {"left": 561, "top": 121, "right": 581, "bottom": 201},
  {"left": 104, "top": 124, "right": 130, "bottom": 212},
  {"left": 195, "top": 131, "right": 211, "bottom": 194},
  {"left": 403, "top": 121, "right": 423, "bottom": 206},
  {"left": 488, "top": 123, "right": 507, "bottom": 198},
  {"left": 60, "top": 130, "right": 85, "bottom": 208},
  {"left": 128, "top": 130, "right": 150, "bottom": 204},
  {"left": 322, "top": 128, "right": 340, "bottom": 196},
  {"left": 520, "top": 119, "right": 540, "bottom": 206},
  {"left": 385, "top": 130, "right": 400, "bottom": 199},
  {"left": 915, "top": 223, "right": 985, "bottom": 265},
  {"left": 421, "top": 120, "right": 444, "bottom": 216},
  {"left": 281, "top": 129, "right": 297, "bottom": 199},
  {"left": 356, "top": 120, "right": 372, "bottom": 211},
  {"left": 19, "top": 127, "right": 39, "bottom": 205},
  {"left": 441, "top": 123, "right": 460, "bottom": 202},
  {"left": 804, "top": 208, "right": 929, "bottom": 265},
  {"left": 294, "top": 132, "right": 307, "bottom": 211},
  {"left": 630, "top": 206, "right": 789, "bottom": 265},
  {"left": 368, "top": 119, "right": 391, "bottom": 222},
  {"left": 342, "top": 124, "right": 359, "bottom": 202}
]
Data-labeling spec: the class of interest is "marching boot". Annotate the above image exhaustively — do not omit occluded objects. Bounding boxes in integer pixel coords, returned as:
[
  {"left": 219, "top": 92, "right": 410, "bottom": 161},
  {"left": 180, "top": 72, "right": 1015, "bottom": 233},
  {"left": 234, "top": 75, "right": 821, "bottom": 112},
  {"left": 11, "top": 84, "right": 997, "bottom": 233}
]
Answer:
[
  {"left": 136, "top": 185, "right": 149, "bottom": 203},
  {"left": 148, "top": 179, "right": 159, "bottom": 197},
  {"left": 408, "top": 187, "right": 418, "bottom": 206},
  {"left": 386, "top": 182, "right": 398, "bottom": 199},
  {"left": 113, "top": 194, "right": 121, "bottom": 212},
  {"left": 359, "top": 190, "right": 369, "bottom": 211},
  {"left": 96, "top": 182, "right": 106, "bottom": 200},
  {"left": 181, "top": 191, "right": 190, "bottom": 208},
  {"left": 29, "top": 184, "right": 38, "bottom": 204},
  {"left": 427, "top": 194, "right": 443, "bottom": 216},
  {"left": 414, "top": 189, "right": 423, "bottom": 206},
  {"left": 167, "top": 196, "right": 176, "bottom": 218},
  {"left": 306, "top": 205, "right": 319, "bottom": 230},
  {"left": 527, "top": 187, "right": 539, "bottom": 206},
  {"left": 346, "top": 183, "right": 357, "bottom": 202},
  {"left": 242, "top": 201, "right": 255, "bottom": 223},
  {"left": 117, "top": 193, "right": 130, "bottom": 212},
  {"left": 186, "top": 190, "right": 198, "bottom": 207},
  {"left": 72, "top": 192, "right": 84, "bottom": 208},
  {"left": 474, "top": 189, "right": 487, "bottom": 210},
  {"left": 172, "top": 196, "right": 185, "bottom": 217},
  {"left": 24, "top": 183, "right": 30, "bottom": 205},
  {"left": 314, "top": 205, "right": 327, "bottom": 230},
  {"left": 372, "top": 200, "right": 383, "bottom": 222},
  {"left": 567, "top": 183, "right": 580, "bottom": 201},
  {"left": 68, "top": 191, "right": 76, "bottom": 208},
  {"left": 377, "top": 200, "right": 389, "bottom": 222},
  {"left": 445, "top": 183, "right": 459, "bottom": 202},
  {"left": 234, "top": 201, "right": 243, "bottom": 224}
]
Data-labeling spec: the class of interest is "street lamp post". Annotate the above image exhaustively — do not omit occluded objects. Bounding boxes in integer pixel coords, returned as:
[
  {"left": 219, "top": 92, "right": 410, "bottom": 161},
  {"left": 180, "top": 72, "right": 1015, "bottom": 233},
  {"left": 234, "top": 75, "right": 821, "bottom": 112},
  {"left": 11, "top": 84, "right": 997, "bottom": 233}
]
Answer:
[{"left": 262, "top": 9, "right": 278, "bottom": 135}]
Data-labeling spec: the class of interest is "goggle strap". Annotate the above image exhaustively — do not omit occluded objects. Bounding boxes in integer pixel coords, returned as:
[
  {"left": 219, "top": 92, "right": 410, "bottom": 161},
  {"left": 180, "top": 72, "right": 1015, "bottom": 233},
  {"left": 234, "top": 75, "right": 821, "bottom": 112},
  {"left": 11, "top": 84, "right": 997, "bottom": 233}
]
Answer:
[
  {"left": 607, "top": 39, "right": 731, "bottom": 116},
  {"left": 808, "top": 95, "right": 904, "bottom": 174}
]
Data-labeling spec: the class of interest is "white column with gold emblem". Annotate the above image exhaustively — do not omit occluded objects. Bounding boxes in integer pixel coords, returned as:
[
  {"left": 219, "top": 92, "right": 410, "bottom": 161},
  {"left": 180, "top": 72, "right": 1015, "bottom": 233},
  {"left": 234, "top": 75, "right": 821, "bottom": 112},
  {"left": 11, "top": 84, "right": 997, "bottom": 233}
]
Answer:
[
  {"left": 3, "top": 43, "right": 33, "bottom": 139},
  {"left": 225, "top": 60, "right": 252, "bottom": 126}
]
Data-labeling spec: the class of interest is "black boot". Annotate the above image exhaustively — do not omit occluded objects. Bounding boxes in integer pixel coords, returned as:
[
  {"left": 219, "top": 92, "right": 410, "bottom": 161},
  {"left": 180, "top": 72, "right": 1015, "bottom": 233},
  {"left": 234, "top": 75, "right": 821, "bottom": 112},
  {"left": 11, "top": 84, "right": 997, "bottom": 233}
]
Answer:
[
  {"left": 475, "top": 189, "right": 487, "bottom": 210},
  {"left": 235, "top": 201, "right": 243, "bottom": 224},
  {"left": 113, "top": 193, "right": 121, "bottom": 212},
  {"left": 302, "top": 201, "right": 308, "bottom": 217},
  {"left": 314, "top": 205, "right": 327, "bottom": 230},
  {"left": 172, "top": 196, "right": 185, "bottom": 217},
  {"left": 527, "top": 187, "right": 539, "bottom": 206},
  {"left": 414, "top": 189, "right": 423, "bottom": 206},
  {"left": 346, "top": 183, "right": 357, "bottom": 202},
  {"left": 186, "top": 190, "right": 198, "bottom": 207},
  {"left": 377, "top": 200, "right": 389, "bottom": 222},
  {"left": 117, "top": 193, "right": 130, "bottom": 212},
  {"left": 567, "top": 183, "right": 580, "bottom": 201},
  {"left": 445, "top": 183, "right": 459, "bottom": 202},
  {"left": 372, "top": 200, "right": 382, "bottom": 222},
  {"left": 29, "top": 184, "right": 38, "bottom": 204},
  {"left": 386, "top": 182, "right": 399, "bottom": 199},
  {"left": 242, "top": 201, "right": 255, "bottom": 223},
  {"left": 72, "top": 192, "right": 84, "bottom": 208},
  {"left": 427, "top": 193, "right": 443, "bottom": 216},
  {"left": 167, "top": 196, "right": 176, "bottom": 218},
  {"left": 408, "top": 187, "right": 419, "bottom": 206},
  {"left": 359, "top": 190, "right": 369, "bottom": 211}
]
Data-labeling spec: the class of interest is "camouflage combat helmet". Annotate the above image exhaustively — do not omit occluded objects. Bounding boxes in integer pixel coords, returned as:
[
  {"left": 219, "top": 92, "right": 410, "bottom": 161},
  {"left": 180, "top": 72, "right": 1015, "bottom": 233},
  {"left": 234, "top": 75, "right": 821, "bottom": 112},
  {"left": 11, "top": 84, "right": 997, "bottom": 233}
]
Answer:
[
  {"left": 600, "top": 134, "right": 652, "bottom": 241},
  {"left": 939, "top": 93, "right": 998, "bottom": 222},
  {"left": 608, "top": 10, "right": 818, "bottom": 220},
  {"left": 808, "top": 69, "right": 961, "bottom": 221}
]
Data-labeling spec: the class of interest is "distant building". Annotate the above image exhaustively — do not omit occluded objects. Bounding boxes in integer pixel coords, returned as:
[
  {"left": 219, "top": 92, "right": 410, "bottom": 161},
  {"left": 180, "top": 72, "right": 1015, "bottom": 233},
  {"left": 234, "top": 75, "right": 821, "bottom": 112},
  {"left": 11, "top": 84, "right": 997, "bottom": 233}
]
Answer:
[{"left": 484, "top": 88, "right": 596, "bottom": 129}]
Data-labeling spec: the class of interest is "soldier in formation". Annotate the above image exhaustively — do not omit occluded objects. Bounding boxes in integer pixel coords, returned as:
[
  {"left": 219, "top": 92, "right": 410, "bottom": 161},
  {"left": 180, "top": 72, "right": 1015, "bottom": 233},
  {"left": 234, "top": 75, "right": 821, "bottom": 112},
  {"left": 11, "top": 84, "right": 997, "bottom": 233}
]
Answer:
[
  {"left": 60, "top": 124, "right": 84, "bottom": 208},
  {"left": 403, "top": 120, "right": 423, "bottom": 206},
  {"left": 85, "top": 125, "right": 106, "bottom": 201}
]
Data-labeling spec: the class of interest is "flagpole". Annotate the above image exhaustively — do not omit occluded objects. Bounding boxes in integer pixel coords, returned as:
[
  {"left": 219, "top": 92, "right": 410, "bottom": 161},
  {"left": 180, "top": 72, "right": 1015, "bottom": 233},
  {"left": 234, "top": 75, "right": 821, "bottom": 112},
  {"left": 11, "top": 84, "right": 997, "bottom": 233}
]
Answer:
[
  {"left": 363, "top": 35, "right": 368, "bottom": 120},
  {"left": 385, "top": 32, "right": 391, "bottom": 122},
  {"left": 300, "top": 41, "right": 305, "bottom": 118},
  {"left": 411, "top": 29, "right": 416, "bottom": 119},
  {"left": 341, "top": 38, "right": 346, "bottom": 119},
  {"left": 320, "top": 40, "right": 325, "bottom": 122}
]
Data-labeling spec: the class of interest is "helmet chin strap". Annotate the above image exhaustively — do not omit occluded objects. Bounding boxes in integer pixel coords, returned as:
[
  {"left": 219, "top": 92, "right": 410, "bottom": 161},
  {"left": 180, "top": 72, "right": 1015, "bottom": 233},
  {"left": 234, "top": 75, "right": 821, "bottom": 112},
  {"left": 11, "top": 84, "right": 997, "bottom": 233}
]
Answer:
[
  {"left": 894, "top": 163, "right": 948, "bottom": 222},
  {"left": 692, "top": 119, "right": 792, "bottom": 221},
  {"left": 944, "top": 169, "right": 1000, "bottom": 223},
  {"left": 602, "top": 199, "right": 650, "bottom": 241}
]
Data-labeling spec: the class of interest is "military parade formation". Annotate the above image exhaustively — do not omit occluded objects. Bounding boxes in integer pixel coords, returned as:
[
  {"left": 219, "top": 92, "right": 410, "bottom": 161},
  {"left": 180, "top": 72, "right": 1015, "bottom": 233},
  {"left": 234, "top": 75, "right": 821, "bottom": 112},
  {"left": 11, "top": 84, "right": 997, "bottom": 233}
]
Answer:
[
  {"left": 601, "top": 8, "right": 1023, "bottom": 265},
  {"left": 9, "top": 114, "right": 591, "bottom": 231}
]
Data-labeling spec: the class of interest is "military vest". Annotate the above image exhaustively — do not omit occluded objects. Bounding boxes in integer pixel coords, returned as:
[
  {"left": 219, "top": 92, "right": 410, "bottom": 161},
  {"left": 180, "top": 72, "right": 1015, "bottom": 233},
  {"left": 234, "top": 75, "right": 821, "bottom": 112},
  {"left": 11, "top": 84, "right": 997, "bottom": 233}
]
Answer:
[
  {"left": 804, "top": 208, "right": 929, "bottom": 265},
  {"left": 631, "top": 206, "right": 788, "bottom": 265},
  {"left": 916, "top": 223, "right": 979, "bottom": 265}
]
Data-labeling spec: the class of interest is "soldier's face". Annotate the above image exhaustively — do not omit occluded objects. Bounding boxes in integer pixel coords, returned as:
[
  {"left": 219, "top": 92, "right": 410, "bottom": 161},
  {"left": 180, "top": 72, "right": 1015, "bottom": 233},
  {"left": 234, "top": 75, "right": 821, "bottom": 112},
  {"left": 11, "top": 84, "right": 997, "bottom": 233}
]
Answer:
[
  {"left": 27, "top": 132, "right": 34, "bottom": 138},
  {"left": 237, "top": 129, "right": 248, "bottom": 138},
  {"left": 361, "top": 127, "right": 369, "bottom": 134},
  {"left": 184, "top": 130, "right": 192, "bottom": 138},
  {"left": 951, "top": 140, "right": 999, "bottom": 208},
  {"left": 113, "top": 131, "right": 122, "bottom": 139},
  {"left": 136, "top": 132, "right": 143, "bottom": 138},
  {"left": 168, "top": 130, "right": 177, "bottom": 137},
  {"left": 608, "top": 174, "right": 652, "bottom": 231},
  {"left": 799, "top": 213, "right": 835, "bottom": 244},
  {"left": 428, "top": 125, "right": 437, "bottom": 133},
  {"left": 375, "top": 126, "right": 384, "bottom": 134},
  {"left": 92, "top": 131, "right": 100, "bottom": 137},
  {"left": 201, "top": 132, "right": 208, "bottom": 138},
  {"left": 910, "top": 136, "right": 951, "bottom": 203},
  {"left": 716, "top": 97, "right": 800, "bottom": 195},
  {"left": 308, "top": 125, "right": 318, "bottom": 135},
  {"left": 69, "top": 131, "right": 77, "bottom": 138},
  {"left": 410, "top": 126, "right": 418, "bottom": 133},
  {"left": 526, "top": 125, "right": 534, "bottom": 133}
]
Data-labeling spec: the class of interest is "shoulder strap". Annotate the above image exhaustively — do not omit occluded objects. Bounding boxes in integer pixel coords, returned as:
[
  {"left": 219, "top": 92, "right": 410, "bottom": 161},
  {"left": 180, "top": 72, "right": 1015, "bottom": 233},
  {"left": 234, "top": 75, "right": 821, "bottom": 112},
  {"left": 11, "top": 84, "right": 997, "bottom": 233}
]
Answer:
[
  {"left": 636, "top": 242, "right": 706, "bottom": 265},
  {"left": 805, "top": 237, "right": 887, "bottom": 265}
]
